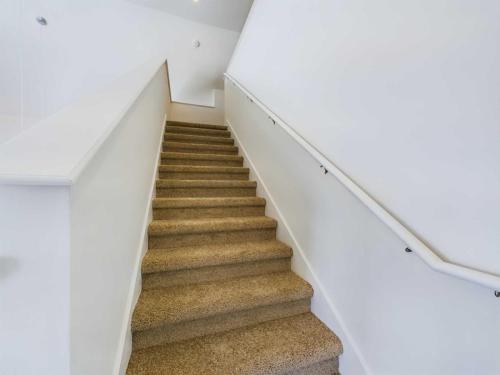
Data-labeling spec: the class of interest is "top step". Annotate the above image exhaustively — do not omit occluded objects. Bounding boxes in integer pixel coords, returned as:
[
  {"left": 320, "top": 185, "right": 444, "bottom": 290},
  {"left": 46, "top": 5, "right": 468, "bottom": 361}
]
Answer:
[
  {"left": 166, "top": 126, "right": 231, "bottom": 138},
  {"left": 167, "top": 121, "right": 228, "bottom": 131}
]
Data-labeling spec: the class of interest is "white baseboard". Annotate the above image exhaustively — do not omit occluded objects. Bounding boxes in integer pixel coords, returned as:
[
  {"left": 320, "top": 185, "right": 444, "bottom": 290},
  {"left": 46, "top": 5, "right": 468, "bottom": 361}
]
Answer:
[
  {"left": 226, "top": 118, "right": 372, "bottom": 375},
  {"left": 113, "top": 113, "right": 167, "bottom": 375}
]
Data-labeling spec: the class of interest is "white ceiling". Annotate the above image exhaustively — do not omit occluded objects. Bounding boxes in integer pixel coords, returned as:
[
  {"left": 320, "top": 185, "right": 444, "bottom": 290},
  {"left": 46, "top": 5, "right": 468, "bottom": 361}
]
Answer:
[{"left": 128, "top": 0, "right": 254, "bottom": 32}]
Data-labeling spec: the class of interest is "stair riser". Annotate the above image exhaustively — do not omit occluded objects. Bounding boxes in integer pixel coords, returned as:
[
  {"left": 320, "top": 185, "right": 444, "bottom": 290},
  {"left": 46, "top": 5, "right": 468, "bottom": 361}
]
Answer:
[
  {"left": 142, "top": 258, "right": 291, "bottom": 289},
  {"left": 158, "top": 171, "right": 249, "bottom": 180},
  {"left": 165, "top": 134, "right": 234, "bottom": 145},
  {"left": 156, "top": 187, "right": 257, "bottom": 198},
  {"left": 163, "top": 144, "right": 238, "bottom": 155},
  {"left": 165, "top": 127, "right": 231, "bottom": 138},
  {"left": 132, "top": 299, "right": 310, "bottom": 350},
  {"left": 286, "top": 358, "right": 340, "bottom": 375},
  {"left": 161, "top": 158, "right": 243, "bottom": 167},
  {"left": 149, "top": 228, "right": 276, "bottom": 249},
  {"left": 153, "top": 205, "right": 265, "bottom": 220},
  {"left": 166, "top": 122, "right": 227, "bottom": 131}
]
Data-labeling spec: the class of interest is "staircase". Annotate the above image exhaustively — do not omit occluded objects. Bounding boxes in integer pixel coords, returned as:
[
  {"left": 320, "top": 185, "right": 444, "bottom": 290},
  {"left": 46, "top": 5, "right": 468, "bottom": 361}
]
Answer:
[{"left": 126, "top": 121, "right": 342, "bottom": 374}]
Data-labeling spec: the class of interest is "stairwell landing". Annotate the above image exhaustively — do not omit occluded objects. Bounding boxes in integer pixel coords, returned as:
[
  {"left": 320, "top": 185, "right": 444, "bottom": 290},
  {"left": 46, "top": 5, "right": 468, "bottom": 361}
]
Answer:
[{"left": 126, "top": 120, "right": 343, "bottom": 374}]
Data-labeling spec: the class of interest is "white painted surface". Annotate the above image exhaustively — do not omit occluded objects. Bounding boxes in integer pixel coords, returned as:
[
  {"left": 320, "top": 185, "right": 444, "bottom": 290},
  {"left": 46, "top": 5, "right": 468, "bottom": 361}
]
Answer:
[
  {"left": 0, "top": 1, "right": 21, "bottom": 122},
  {"left": 225, "top": 73, "right": 500, "bottom": 292},
  {"left": 170, "top": 89, "right": 225, "bottom": 125},
  {"left": 226, "top": 77, "right": 500, "bottom": 375},
  {"left": 70, "top": 64, "right": 168, "bottom": 375},
  {"left": 0, "top": 185, "right": 71, "bottom": 375},
  {"left": 227, "top": 118, "right": 367, "bottom": 375},
  {"left": 228, "top": 0, "right": 500, "bottom": 278},
  {"left": 0, "top": 58, "right": 165, "bottom": 185},
  {"left": 129, "top": 0, "right": 253, "bottom": 32},
  {"left": 115, "top": 115, "right": 165, "bottom": 375},
  {"left": 0, "top": 63, "right": 168, "bottom": 374},
  {"left": 0, "top": 0, "right": 240, "bottom": 143}
]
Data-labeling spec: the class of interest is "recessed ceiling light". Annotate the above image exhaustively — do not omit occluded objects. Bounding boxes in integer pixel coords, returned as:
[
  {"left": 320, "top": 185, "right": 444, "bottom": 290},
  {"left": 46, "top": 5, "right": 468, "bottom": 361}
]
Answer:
[{"left": 193, "top": 0, "right": 199, "bottom": 2}]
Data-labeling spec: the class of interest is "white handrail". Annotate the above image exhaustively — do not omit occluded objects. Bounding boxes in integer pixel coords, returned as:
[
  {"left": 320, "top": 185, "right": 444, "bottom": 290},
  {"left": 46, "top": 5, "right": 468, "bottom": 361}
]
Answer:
[
  {"left": 0, "top": 56, "right": 167, "bottom": 185},
  {"left": 224, "top": 72, "right": 500, "bottom": 295}
]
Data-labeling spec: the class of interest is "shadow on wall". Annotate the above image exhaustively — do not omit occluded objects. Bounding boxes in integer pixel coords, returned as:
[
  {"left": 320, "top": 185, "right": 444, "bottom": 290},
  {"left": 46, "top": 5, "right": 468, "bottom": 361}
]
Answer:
[
  {"left": 0, "top": 257, "right": 20, "bottom": 281},
  {"left": 170, "top": 89, "right": 225, "bottom": 125}
]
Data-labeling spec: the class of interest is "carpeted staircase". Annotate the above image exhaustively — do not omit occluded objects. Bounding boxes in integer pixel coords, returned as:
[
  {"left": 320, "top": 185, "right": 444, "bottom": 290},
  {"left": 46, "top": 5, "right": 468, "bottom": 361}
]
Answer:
[{"left": 126, "top": 121, "right": 343, "bottom": 374}]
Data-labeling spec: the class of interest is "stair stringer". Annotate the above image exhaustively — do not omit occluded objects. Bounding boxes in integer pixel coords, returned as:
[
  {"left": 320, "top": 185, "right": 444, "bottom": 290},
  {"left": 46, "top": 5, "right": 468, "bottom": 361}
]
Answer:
[{"left": 226, "top": 118, "right": 372, "bottom": 375}]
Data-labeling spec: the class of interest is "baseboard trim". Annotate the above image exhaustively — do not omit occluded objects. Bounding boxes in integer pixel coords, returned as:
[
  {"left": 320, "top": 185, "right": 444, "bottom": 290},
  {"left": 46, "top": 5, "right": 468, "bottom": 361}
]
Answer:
[
  {"left": 226, "top": 118, "right": 372, "bottom": 375},
  {"left": 113, "top": 113, "right": 167, "bottom": 375}
]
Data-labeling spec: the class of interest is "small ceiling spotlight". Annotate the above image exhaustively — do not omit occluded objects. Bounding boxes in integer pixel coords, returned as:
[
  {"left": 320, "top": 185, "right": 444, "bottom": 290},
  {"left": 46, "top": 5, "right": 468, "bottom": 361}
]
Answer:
[
  {"left": 193, "top": 40, "right": 201, "bottom": 48},
  {"left": 193, "top": 0, "right": 199, "bottom": 3}
]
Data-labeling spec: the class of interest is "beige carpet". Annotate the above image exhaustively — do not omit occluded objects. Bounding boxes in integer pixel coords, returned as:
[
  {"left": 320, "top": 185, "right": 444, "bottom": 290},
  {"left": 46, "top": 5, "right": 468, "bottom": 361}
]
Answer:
[{"left": 127, "top": 120, "right": 342, "bottom": 374}]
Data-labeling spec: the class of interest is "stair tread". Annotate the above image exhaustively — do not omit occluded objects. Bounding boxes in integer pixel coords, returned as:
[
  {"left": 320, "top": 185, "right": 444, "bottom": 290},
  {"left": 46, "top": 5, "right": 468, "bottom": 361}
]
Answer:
[
  {"left": 127, "top": 313, "right": 342, "bottom": 375},
  {"left": 166, "top": 126, "right": 231, "bottom": 138},
  {"left": 153, "top": 197, "right": 265, "bottom": 208},
  {"left": 132, "top": 272, "right": 312, "bottom": 331},
  {"left": 142, "top": 240, "right": 291, "bottom": 274},
  {"left": 163, "top": 141, "right": 238, "bottom": 152},
  {"left": 156, "top": 179, "right": 257, "bottom": 188},
  {"left": 161, "top": 152, "right": 243, "bottom": 161},
  {"left": 148, "top": 216, "right": 277, "bottom": 236},
  {"left": 158, "top": 165, "right": 249, "bottom": 174},
  {"left": 165, "top": 133, "right": 234, "bottom": 145},
  {"left": 166, "top": 121, "right": 228, "bottom": 131}
]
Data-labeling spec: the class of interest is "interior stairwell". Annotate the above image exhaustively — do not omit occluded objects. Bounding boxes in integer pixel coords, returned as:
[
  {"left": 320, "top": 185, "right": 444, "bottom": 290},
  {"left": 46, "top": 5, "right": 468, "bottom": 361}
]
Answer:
[{"left": 126, "top": 120, "right": 343, "bottom": 374}]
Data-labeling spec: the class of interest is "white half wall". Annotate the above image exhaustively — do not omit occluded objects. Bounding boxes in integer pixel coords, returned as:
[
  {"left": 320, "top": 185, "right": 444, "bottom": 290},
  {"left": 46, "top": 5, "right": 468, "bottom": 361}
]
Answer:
[
  {"left": 225, "top": 79, "right": 500, "bottom": 375},
  {"left": 70, "top": 65, "right": 169, "bottom": 375},
  {"left": 227, "top": 0, "right": 500, "bottom": 277},
  {"left": 0, "top": 62, "right": 169, "bottom": 375}
]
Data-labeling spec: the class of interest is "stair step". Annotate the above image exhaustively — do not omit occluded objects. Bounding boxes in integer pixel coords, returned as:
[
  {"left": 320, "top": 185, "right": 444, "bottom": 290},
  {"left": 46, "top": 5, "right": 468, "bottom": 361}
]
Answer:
[
  {"left": 158, "top": 165, "right": 249, "bottom": 180},
  {"left": 153, "top": 197, "right": 265, "bottom": 219},
  {"left": 161, "top": 152, "right": 243, "bottom": 167},
  {"left": 166, "top": 121, "right": 228, "bottom": 131},
  {"left": 148, "top": 216, "right": 277, "bottom": 249},
  {"left": 166, "top": 125, "right": 231, "bottom": 138},
  {"left": 127, "top": 313, "right": 342, "bottom": 374},
  {"left": 163, "top": 141, "right": 238, "bottom": 155},
  {"left": 143, "top": 240, "right": 291, "bottom": 273},
  {"left": 165, "top": 133, "right": 234, "bottom": 146},
  {"left": 141, "top": 240, "right": 292, "bottom": 288},
  {"left": 133, "top": 272, "right": 310, "bottom": 330},
  {"left": 131, "top": 273, "right": 313, "bottom": 348},
  {"left": 128, "top": 115, "right": 342, "bottom": 371},
  {"left": 156, "top": 179, "right": 257, "bottom": 198}
]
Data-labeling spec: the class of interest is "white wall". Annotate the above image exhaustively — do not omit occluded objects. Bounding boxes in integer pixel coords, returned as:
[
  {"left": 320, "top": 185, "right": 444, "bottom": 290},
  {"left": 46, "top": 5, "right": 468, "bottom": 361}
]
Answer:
[
  {"left": 0, "top": 185, "right": 71, "bottom": 375},
  {"left": 228, "top": 0, "right": 500, "bottom": 277},
  {"left": 169, "top": 89, "right": 225, "bottom": 125},
  {"left": 0, "top": 0, "right": 238, "bottom": 144},
  {"left": 225, "top": 80, "right": 500, "bottom": 375}
]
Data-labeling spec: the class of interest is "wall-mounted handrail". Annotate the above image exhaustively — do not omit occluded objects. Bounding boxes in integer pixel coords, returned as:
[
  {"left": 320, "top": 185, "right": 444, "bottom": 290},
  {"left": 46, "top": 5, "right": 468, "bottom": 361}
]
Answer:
[{"left": 224, "top": 72, "right": 500, "bottom": 295}]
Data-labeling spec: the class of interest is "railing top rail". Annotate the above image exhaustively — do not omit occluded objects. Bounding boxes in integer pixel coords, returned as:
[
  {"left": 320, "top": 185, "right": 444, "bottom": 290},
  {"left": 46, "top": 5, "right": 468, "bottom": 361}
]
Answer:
[
  {"left": 224, "top": 72, "right": 500, "bottom": 295},
  {"left": 0, "top": 56, "right": 167, "bottom": 186}
]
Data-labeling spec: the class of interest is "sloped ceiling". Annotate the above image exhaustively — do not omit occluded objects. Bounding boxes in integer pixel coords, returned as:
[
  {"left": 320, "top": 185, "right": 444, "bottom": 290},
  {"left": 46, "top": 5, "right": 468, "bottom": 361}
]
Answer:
[{"left": 129, "top": 0, "right": 253, "bottom": 32}]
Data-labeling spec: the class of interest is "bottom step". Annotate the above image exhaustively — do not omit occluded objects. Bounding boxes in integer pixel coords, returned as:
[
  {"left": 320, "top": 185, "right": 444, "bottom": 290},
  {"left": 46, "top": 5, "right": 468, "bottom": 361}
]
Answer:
[{"left": 127, "top": 313, "right": 342, "bottom": 375}]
